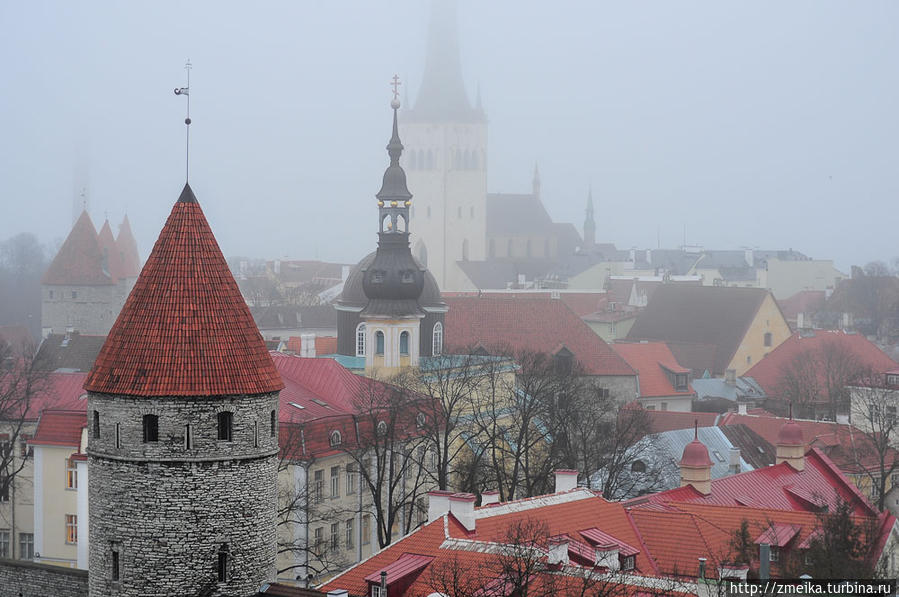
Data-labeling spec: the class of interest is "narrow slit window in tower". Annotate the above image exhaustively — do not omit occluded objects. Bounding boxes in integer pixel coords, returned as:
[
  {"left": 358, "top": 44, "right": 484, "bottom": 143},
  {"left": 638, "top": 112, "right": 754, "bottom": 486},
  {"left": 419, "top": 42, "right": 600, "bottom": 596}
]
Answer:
[
  {"left": 142, "top": 414, "right": 158, "bottom": 443},
  {"left": 218, "top": 411, "right": 233, "bottom": 441}
]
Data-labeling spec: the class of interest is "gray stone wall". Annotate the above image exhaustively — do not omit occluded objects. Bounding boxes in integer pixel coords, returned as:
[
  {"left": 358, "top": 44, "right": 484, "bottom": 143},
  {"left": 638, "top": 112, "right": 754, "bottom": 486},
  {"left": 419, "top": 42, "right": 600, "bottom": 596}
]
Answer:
[
  {"left": 87, "top": 392, "right": 279, "bottom": 597},
  {"left": 0, "top": 559, "right": 88, "bottom": 597},
  {"left": 41, "top": 279, "right": 135, "bottom": 336}
]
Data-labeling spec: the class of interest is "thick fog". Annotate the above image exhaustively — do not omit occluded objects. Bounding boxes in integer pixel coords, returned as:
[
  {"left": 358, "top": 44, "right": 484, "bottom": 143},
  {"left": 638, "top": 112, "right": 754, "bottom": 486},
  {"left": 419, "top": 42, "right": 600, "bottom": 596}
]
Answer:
[{"left": 1, "top": 1, "right": 897, "bottom": 270}]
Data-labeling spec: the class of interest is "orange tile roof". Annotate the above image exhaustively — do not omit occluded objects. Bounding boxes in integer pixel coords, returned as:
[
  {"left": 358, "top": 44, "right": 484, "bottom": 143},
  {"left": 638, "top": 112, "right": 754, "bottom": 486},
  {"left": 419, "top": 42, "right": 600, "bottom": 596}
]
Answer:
[
  {"left": 30, "top": 409, "right": 86, "bottom": 447},
  {"left": 613, "top": 342, "right": 694, "bottom": 398},
  {"left": 42, "top": 210, "right": 114, "bottom": 286},
  {"left": 84, "top": 184, "right": 283, "bottom": 396}
]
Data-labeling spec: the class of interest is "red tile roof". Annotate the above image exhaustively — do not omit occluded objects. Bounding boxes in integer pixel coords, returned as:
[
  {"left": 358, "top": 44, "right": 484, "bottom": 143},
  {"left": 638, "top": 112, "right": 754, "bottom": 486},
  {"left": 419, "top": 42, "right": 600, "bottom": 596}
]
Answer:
[
  {"left": 42, "top": 210, "right": 114, "bottom": 286},
  {"left": 30, "top": 409, "right": 86, "bottom": 447},
  {"left": 744, "top": 330, "right": 896, "bottom": 400},
  {"left": 626, "top": 407, "right": 719, "bottom": 435},
  {"left": 1, "top": 371, "right": 89, "bottom": 421},
  {"left": 613, "top": 342, "right": 694, "bottom": 398},
  {"left": 115, "top": 214, "right": 142, "bottom": 278},
  {"left": 284, "top": 336, "right": 338, "bottom": 356},
  {"left": 444, "top": 296, "right": 635, "bottom": 376},
  {"left": 96, "top": 220, "right": 124, "bottom": 282},
  {"left": 777, "top": 290, "right": 826, "bottom": 323},
  {"left": 84, "top": 184, "right": 283, "bottom": 396},
  {"left": 630, "top": 447, "right": 877, "bottom": 516},
  {"left": 363, "top": 552, "right": 434, "bottom": 584}
]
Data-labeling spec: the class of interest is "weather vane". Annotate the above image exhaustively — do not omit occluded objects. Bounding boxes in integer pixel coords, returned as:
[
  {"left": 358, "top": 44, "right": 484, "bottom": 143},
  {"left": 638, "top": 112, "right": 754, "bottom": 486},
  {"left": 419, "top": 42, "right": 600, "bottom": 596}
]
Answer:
[
  {"left": 391, "top": 74, "right": 401, "bottom": 109},
  {"left": 174, "top": 59, "right": 192, "bottom": 182}
]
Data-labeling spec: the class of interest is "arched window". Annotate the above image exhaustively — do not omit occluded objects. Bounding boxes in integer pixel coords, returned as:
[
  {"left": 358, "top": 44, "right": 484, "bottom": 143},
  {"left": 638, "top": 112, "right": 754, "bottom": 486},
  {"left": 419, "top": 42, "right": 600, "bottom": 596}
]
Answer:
[
  {"left": 416, "top": 413, "right": 427, "bottom": 429},
  {"left": 142, "top": 414, "right": 158, "bottom": 443},
  {"left": 381, "top": 215, "right": 392, "bottom": 233},
  {"left": 397, "top": 214, "right": 406, "bottom": 232},
  {"left": 432, "top": 322, "right": 443, "bottom": 356},
  {"left": 355, "top": 323, "right": 366, "bottom": 357},
  {"left": 217, "top": 411, "right": 233, "bottom": 442},
  {"left": 329, "top": 430, "right": 342, "bottom": 447},
  {"left": 631, "top": 460, "right": 646, "bottom": 473},
  {"left": 399, "top": 331, "right": 410, "bottom": 355},
  {"left": 375, "top": 331, "right": 385, "bottom": 355},
  {"left": 418, "top": 243, "right": 429, "bottom": 267},
  {"left": 377, "top": 420, "right": 388, "bottom": 436},
  {"left": 462, "top": 239, "right": 469, "bottom": 261}
]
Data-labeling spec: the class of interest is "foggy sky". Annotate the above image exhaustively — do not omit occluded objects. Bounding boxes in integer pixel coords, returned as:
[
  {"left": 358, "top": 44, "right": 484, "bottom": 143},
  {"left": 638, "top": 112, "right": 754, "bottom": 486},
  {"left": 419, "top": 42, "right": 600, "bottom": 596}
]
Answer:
[{"left": 2, "top": 1, "right": 897, "bottom": 272}]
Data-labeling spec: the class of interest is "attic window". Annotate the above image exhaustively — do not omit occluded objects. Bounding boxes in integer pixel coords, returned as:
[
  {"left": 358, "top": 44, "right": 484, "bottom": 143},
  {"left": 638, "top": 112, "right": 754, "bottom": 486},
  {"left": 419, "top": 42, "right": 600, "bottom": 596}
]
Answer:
[
  {"left": 288, "top": 402, "right": 306, "bottom": 410},
  {"left": 377, "top": 421, "right": 388, "bottom": 436},
  {"left": 621, "top": 555, "right": 635, "bottom": 571},
  {"left": 330, "top": 430, "right": 342, "bottom": 447},
  {"left": 311, "top": 399, "right": 329, "bottom": 407},
  {"left": 712, "top": 450, "right": 725, "bottom": 463}
]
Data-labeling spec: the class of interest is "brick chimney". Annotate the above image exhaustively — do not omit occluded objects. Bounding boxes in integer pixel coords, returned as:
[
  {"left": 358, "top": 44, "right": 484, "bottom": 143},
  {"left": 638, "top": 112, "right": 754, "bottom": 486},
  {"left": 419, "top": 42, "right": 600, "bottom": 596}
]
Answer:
[
  {"left": 548, "top": 535, "right": 570, "bottom": 566},
  {"left": 554, "top": 469, "right": 579, "bottom": 493},
  {"left": 480, "top": 490, "right": 500, "bottom": 506},
  {"left": 594, "top": 543, "right": 620, "bottom": 571},
  {"left": 427, "top": 489, "right": 455, "bottom": 522},
  {"left": 449, "top": 493, "right": 476, "bottom": 531}
]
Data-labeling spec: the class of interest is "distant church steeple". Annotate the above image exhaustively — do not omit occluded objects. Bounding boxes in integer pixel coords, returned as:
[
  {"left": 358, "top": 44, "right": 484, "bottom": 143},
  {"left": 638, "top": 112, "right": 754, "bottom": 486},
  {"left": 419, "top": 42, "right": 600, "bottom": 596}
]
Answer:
[
  {"left": 532, "top": 162, "right": 541, "bottom": 199},
  {"left": 410, "top": 0, "right": 482, "bottom": 122},
  {"left": 583, "top": 186, "right": 596, "bottom": 251}
]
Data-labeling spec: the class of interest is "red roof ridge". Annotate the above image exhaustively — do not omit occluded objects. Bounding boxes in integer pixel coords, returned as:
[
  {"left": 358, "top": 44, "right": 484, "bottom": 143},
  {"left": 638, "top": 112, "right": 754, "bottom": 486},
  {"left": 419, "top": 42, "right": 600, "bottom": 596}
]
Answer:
[{"left": 85, "top": 184, "right": 283, "bottom": 397}]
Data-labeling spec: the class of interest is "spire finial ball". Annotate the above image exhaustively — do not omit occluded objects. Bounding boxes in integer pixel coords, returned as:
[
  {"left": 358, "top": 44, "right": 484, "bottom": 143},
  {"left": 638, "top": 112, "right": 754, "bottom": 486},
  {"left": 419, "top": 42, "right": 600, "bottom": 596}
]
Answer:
[{"left": 391, "top": 97, "right": 401, "bottom": 110}]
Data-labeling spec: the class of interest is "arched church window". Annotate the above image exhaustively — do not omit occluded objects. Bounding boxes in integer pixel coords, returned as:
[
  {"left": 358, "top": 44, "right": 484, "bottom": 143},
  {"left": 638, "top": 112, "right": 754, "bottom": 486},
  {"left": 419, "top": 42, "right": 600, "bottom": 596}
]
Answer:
[
  {"left": 432, "top": 322, "right": 443, "bottom": 356},
  {"left": 462, "top": 239, "right": 469, "bottom": 261},
  {"left": 355, "top": 323, "right": 366, "bottom": 357},
  {"left": 397, "top": 214, "right": 406, "bottom": 232},
  {"left": 381, "top": 215, "right": 392, "bottom": 233},
  {"left": 400, "top": 331, "right": 410, "bottom": 355},
  {"left": 375, "top": 331, "right": 385, "bottom": 355},
  {"left": 418, "top": 243, "right": 429, "bottom": 267}
]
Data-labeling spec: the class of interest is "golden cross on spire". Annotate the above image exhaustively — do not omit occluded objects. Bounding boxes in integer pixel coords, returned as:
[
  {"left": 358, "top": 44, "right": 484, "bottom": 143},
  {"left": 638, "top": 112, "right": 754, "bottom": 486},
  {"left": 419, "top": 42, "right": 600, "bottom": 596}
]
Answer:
[{"left": 391, "top": 74, "right": 402, "bottom": 101}]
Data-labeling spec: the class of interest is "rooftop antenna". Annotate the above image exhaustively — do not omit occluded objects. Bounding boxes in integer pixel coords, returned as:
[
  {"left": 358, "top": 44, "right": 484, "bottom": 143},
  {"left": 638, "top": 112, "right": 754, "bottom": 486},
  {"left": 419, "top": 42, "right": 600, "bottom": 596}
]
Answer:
[{"left": 174, "top": 59, "right": 192, "bottom": 182}]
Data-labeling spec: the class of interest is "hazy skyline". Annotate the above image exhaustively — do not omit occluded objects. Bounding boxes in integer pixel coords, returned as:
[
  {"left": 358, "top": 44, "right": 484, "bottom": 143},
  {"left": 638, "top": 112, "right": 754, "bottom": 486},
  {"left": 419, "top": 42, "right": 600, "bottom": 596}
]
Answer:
[{"left": 2, "top": 1, "right": 897, "bottom": 272}]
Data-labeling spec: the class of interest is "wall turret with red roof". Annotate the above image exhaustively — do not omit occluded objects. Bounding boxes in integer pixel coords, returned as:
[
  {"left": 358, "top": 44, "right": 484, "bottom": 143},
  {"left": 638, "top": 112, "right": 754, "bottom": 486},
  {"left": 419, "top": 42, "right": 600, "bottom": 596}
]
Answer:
[
  {"left": 679, "top": 422, "right": 713, "bottom": 494},
  {"left": 85, "top": 183, "right": 282, "bottom": 596}
]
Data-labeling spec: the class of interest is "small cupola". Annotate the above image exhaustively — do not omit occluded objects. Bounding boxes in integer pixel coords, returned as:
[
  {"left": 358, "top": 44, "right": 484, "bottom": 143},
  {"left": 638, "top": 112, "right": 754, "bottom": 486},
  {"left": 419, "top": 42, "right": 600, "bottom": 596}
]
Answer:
[
  {"left": 776, "top": 404, "right": 805, "bottom": 471},
  {"left": 679, "top": 421, "right": 713, "bottom": 495}
]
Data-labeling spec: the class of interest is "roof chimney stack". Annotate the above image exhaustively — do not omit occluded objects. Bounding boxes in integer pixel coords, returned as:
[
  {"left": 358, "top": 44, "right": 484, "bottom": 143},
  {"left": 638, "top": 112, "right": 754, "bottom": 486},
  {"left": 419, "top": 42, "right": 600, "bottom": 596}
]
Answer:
[
  {"left": 449, "top": 493, "right": 476, "bottom": 531},
  {"left": 554, "top": 469, "right": 579, "bottom": 493},
  {"left": 427, "top": 489, "right": 454, "bottom": 522},
  {"left": 728, "top": 447, "right": 741, "bottom": 475},
  {"left": 480, "top": 490, "right": 500, "bottom": 506},
  {"left": 548, "top": 535, "right": 570, "bottom": 566}
]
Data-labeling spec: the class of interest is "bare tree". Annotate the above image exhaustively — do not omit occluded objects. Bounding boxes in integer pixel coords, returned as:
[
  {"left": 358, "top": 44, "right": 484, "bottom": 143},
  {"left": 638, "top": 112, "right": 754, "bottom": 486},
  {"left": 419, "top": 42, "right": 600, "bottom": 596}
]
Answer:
[
  {"left": 276, "top": 422, "right": 353, "bottom": 582},
  {"left": 343, "top": 373, "right": 433, "bottom": 549},
  {"left": 847, "top": 371, "right": 899, "bottom": 511},
  {"left": 0, "top": 233, "right": 45, "bottom": 339},
  {"left": 776, "top": 339, "right": 867, "bottom": 420}
]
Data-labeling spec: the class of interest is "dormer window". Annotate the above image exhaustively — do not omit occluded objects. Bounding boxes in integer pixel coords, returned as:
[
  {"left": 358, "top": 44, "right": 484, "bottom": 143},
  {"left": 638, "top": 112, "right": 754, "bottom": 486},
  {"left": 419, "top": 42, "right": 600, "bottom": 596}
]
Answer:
[
  {"left": 621, "top": 555, "right": 635, "bottom": 571},
  {"left": 401, "top": 270, "right": 415, "bottom": 283},
  {"left": 330, "top": 430, "right": 342, "bottom": 447},
  {"left": 675, "top": 374, "right": 688, "bottom": 392},
  {"left": 371, "top": 270, "right": 385, "bottom": 284},
  {"left": 886, "top": 374, "right": 899, "bottom": 387}
]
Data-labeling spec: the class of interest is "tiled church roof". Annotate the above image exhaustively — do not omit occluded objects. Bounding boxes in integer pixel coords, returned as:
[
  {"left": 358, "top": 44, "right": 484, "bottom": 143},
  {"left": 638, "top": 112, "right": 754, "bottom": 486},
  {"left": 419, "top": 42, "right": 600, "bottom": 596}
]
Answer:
[
  {"left": 85, "top": 184, "right": 283, "bottom": 396},
  {"left": 42, "top": 210, "right": 114, "bottom": 286}
]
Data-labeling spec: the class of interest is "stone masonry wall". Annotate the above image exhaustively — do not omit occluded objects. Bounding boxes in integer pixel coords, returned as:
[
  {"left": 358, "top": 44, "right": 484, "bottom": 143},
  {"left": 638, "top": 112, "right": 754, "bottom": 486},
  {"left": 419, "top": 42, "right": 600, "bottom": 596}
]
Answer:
[
  {"left": 41, "top": 280, "right": 134, "bottom": 336},
  {"left": 87, "top": 392, "right": 279, "bottom": 597},
  {"left": 0, "top": 559, "right": 88, "bottom": 597}
]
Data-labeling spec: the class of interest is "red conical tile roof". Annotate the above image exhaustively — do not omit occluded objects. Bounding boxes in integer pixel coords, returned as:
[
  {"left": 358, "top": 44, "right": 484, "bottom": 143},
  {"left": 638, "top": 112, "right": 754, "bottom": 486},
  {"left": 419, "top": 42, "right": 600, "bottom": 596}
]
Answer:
[
  {"left": 97, "top": 220, "right": 123, "bottom": 282},
  {"left": 85, "top": 184, "right": 284, "bottom": 397},
  {"left": 42, "top": 210, "right": 114, "bottom": 286},
  {"left": 116, "top": 214, "right": 142, "bottom": 278}
]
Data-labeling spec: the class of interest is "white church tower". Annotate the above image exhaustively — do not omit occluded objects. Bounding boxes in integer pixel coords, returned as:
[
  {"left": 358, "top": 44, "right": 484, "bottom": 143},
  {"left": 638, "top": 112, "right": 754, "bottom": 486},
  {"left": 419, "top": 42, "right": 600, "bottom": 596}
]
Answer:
[{"left": 401, "top": 0, "right": 487, "bottom": 291}]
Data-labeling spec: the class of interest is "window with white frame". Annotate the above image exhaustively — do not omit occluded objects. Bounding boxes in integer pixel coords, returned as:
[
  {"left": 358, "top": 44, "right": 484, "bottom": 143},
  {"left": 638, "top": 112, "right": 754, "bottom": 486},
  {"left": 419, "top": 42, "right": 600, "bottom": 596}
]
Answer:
[
  {"left": 313, "top": 469, "right": 324, "bottom": 503},
  {"left": 330, "top": 466, "right": 340, "bottom": 498},
  {"left": 66, "top": 456, "right": 78, "bottom": 489},
  {"left": 399, "top": 331, "right": 410, "bottom": 356},
  {"left": 330, "top": 430, "right": 342, "bottom": 447},
  {"left": 314, "top": 527, "right": 323, "bottom": 549},
  {"left": 0, "top": 529, "right": 9, "bottom": 558},
  {"left": 356, "top": 323, "right": 366, "bottom": 357},
  {"left": 65, "top": 514, "right": 78, "bottom": 544},
  {"left": 432, "top": 322, "right": 443, "bottom": 355},
  {"left": 346, "top": 518, "right": 354, "bottom": 549},
  {"left": 19, "top": 532, "right": 33, "bottom": 560},
  {"left": 346, "top": 463, "right": 357, "bottom": 495},
  {"left": 330, "top": 522, "right": 339, "bottom": 551}
]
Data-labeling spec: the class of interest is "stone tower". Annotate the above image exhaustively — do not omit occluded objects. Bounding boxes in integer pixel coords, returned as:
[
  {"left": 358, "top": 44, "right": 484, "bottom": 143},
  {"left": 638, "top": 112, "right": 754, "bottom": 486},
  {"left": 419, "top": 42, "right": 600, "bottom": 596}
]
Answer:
[
  {"left": 336, "top": 98, "right": 447, "bottom": 373},
  {"left": 83, "top": 184, "right": 283, "bottom": 596},
  {"left": 402, "top": 0, "right": 487, "bottom": 291}
]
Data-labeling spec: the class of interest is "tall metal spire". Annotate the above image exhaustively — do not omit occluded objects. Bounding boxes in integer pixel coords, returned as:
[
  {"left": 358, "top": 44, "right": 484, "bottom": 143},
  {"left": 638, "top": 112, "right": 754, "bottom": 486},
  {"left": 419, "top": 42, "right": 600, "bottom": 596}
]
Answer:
[
  {"left": 377, "top": 75, "right": 412, "bottom": 209},
  {"left": 174, "top": 60, "right": 192, "bottom": 183}
]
